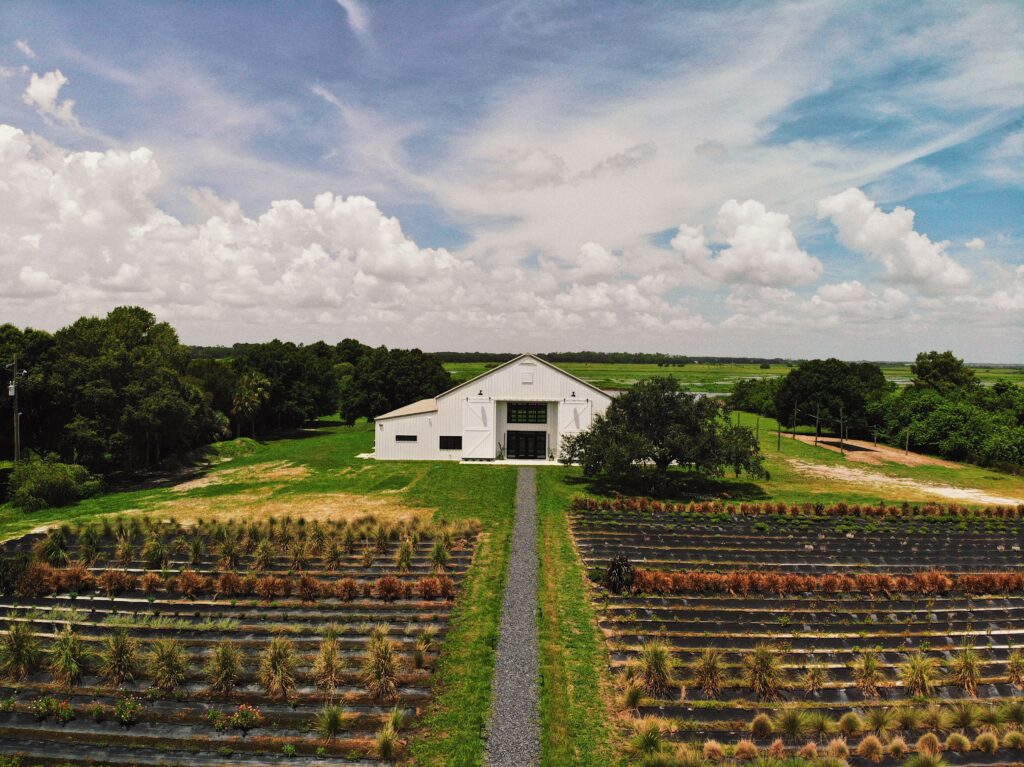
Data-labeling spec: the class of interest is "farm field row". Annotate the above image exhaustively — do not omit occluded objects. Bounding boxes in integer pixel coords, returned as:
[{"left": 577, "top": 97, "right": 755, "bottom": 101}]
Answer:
[
  {"left": 443, "top": 362, "right": 1024, "bottom": 392},
  {"left": 569, "top": 495, "right": 1024, "bottom": 767}
]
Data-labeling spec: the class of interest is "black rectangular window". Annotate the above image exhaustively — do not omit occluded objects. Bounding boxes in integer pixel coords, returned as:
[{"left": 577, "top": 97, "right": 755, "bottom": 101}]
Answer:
[
  {"left": 439, "top": 436, "right": 462, "bottom": 450},
  {"left": 508, "top": 402, "right": 547, "bottom": 424},
  {"left": 395, "top": 434, "right": 417, "bottom": 442}
]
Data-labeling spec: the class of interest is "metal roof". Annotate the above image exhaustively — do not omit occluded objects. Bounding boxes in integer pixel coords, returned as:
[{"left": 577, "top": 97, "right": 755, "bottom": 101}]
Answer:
[{"left": 374, "top": 397, "right": 438, "bottom": 420}]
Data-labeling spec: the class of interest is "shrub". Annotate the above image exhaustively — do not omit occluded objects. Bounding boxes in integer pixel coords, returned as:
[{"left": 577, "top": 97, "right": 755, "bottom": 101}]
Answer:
[
  {"left": 824, "top": 738, "right": 848, "bottom": 758},
  {"left": 55, "top": 562, "right": 93, "bottom": 593},
  {"left": 258, "top": 637, "right": 298, "bottom": 699},
  {"left": 603, "top": 555, "right": 634, "bottom": 594},
  {"left": 886, "top": 736, "right": 909, "bottom": 758},
  {"left": 394, "top": 539, "right": 414, "bottom": 573},
  {"left": 622, "top": 684, "right": 643, "bottom": 711},
  {"left": 865, "top": 706, "right": 893, "bottom": 735},
  {"left": 140, "top": 572, "right": 165, "bottom": 594},
  {"left": 1003, "top": 730, "right": 1024, "bottom": 750},
  {"left": 335, "top": 578, "right": 359, "bottom": 601},
  {"left": 774, "top": 708, "right": 810, "bottom": 741},
  {"left": 943, "top": 733, "right": 969, "bottom": 752},
  {"left": 750, "top": 713, "right": 774, "bottom": 739},
  {"left": 215, "top": 572, "right": 243, "bottom": 597},
  {"left": 113, "top": 696, "right": 142, "bottom": 727},
  {"left": 362, "top": 636, "right": 398, "bottom": 701},
  {"left": 805, "top": 711, "right": 838, "bottom": 740},
  {"left": 856, "top": 734, "right": 885, "bottom": 763},
  {"left": 0, "top": 619, "right": 41, "bottom": 681},
  {"left": 921, "top": 704, "right": 952, "bottom": 733},
  {"left": 254, "top": 575, "right": 286, "bottom": 600},
  {"left": 766, "top": 738, "right": 786, "bottom": 759},
  {"left": 205, "top": 642, "right": 243, "bottom": 694},
  {"left": 702, "top": 740, "right": 725, "bottom": 761},
  {"left": 796, "top": 741, "right": 818, "bottom": 759},
  {"left": 97, "top": 631, "right": 140, "bottom": 686},
  {"left": 838, "top": 712, "right": 863, "bottom": 738},
  {"left": 692, "top": 648, "right": 726, "bottom": 698},
  {"left": 9, "top": 454, "right": 99, "bottom": 511},
  {"left": 147, "top": 638, "right": 188, "bottom": 692},
  {"left": 734, "top": 739, "right": 758, "bottom": 760},
  {"left": 374, "top": 575, "right": 405, "bottom": 601},
  {"left": 49, "top": 624, "right": 90, "bottom": 688},
  {"left": 97, "top": 569, "right": 134, "bottom": 597},
  {"left": 430, "top": 540, "right": 449, "bottom": 572},
  {"left": 974, "top": 731, "right": 998, "bottom": 754},
  {"left": 894, "top": 706, "right": 924, "bottom": 733},
  {"left": 947, "top": 702, "right": 980, "bottom": 731},
  {"left": 902, "top": 652, "right": 940, "bottom": 697},
  {"left": 317, "top": 704, "right": 345, "bottom": 740},
  {"left": 175, "top": 569, "right": 209, "bottom": 599},
  {"left": 915, "top": 732, "right": 942, "bottom": 757},
  {"left": 638, "top": 642, "right": 676, "bottom": 697},
  {"left": 741, "top": 644, "right": 785, "bottom": 701},
  {"left": 229, "top": 703, "right": 262, "bottom": 734},
  {"left": 16, "top": 562, "right": 55, "bottom": 597},
  {"left": 630, "top": 718, "right": 666, "bottom": 755},
  {"left": 800, "top": 666, "right": 827, "bottom": 696}
]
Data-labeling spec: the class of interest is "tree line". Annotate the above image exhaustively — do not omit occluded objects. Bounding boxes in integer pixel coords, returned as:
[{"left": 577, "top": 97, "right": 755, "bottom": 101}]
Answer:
[
  {"left": 730, "top": 351, "right": 1024, "bottom": 471},
  {"left": 0, "top": 307, "right": 451, "bottom": 478}
]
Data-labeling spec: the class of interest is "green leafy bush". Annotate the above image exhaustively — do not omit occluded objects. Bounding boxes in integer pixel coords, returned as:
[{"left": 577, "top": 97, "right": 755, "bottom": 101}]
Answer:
[{"left": 8, "top": 454, "right": 99, "bottom": 511}]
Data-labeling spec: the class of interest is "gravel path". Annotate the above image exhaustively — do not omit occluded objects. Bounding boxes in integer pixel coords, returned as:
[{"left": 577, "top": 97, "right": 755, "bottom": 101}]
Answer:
[{"left": 485, "top": 467, "right": 540, "bottom": 767}]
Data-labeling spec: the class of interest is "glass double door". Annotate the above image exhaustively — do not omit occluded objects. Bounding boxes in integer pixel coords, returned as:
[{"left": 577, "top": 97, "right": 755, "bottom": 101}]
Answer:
[{"left": 506, "top": 430, "right": 547, "bottom": 459}]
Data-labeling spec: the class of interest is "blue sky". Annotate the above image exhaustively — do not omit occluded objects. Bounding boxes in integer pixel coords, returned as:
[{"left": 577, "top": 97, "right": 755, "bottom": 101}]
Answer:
[{"left": 0, "top": 1, "right": 1021, "bottom": 360}]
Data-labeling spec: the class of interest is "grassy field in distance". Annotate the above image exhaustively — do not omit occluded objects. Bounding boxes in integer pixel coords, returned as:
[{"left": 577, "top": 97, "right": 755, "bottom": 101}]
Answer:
[{"left": 444, "top": 361, "right": 1024, "bottom": 392}]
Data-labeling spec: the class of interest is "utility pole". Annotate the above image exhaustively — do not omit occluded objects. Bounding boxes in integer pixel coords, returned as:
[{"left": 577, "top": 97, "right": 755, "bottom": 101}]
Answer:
[
  {"left": 6, "top": 354, "right": 26, "bottom": 462},
  {"left": 814, "top": 405, "right": 820, "bottom": 446},
  {"left": 904, "top": 429, "right": 910, "bottom": 455},
  {"left": 755, "top": 415, "right": 760, "bottom": 440},
  {"left": 839, "top": 404, "right": 845, "bottom": 455},
  {"left": 792, "top": 402, "right": 798, "bottom": 439}
]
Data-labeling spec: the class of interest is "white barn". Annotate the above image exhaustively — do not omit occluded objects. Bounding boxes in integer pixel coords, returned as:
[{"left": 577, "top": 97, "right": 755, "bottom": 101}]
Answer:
[{"left": 373, "top": 354, "right": 613, "bottom": 461}]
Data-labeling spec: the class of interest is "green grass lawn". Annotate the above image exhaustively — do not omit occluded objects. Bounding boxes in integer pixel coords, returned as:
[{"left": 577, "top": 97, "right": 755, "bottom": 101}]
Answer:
[{"left": 445, "top": 361, "right": 1024, "bottom": 392}]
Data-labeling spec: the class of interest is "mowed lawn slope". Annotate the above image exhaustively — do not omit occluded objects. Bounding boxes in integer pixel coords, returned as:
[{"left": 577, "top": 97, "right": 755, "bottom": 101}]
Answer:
[{"left": 0, "top": 421, "right": 517, "bottom": 767}]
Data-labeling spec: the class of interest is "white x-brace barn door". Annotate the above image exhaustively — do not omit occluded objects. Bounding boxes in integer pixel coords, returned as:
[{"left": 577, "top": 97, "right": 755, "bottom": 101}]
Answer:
[
  {"left": 462, "top": 397, "right": 495, "bottom": 459},
  {"left": 559, "top": 399, "right": 592, "bottom": 437}
]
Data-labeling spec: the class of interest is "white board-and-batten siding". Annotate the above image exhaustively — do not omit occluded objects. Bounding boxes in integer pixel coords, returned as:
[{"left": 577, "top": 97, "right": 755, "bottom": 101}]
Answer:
[{"left": 374, "top": 354, "right": 612, "bottom": 461}]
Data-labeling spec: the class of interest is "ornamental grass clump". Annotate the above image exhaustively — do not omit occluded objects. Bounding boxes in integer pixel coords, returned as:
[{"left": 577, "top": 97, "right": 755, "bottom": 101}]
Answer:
[
  {"left": 915, "top": 732, "right": 942, "bottom": 757},
  {"left": 97, "top": 630, "right": 140, "bottom": 687},
  {"left": 750, "top": 713, "right": 773, "bottom": 739},
  {"left": 629, "top": 717, "right": 668, "bottom": 756},
  {"left": 638, "top": 641, "right": 676, "bottom": 698},
  {"left": 376, "top": 722, "right": 398, "bottom": 759},
  {"left": 691, "top": 648, "right": 726, "bottom": 699},
  {"left": 49, "top": 624, "right": 90, "bottom": 688},
  {"left": 774, "top": 707, "right": 810, "bottom": 741},
  {"left": 316, "top": 704, "right": 344, "bottom": 740},
  {"left": 312, "top": 637, "right": 344, "bottom": 693},
  {"left": 805, "top": 711, "right": 838, "bottom": 741},
  {"left": 855, "top": 734, "right": 885, "bottom": 763},
  {"left": 362, "top": 635, "right": 398, "bottom": 701},
  {"left": 0, "top": 618, "right": 42, "bottom": 681},
  {"left": 259, "top": 637, "right": 298, "bottom": 699},
  {"left": 741, "top": 644, "right": 786, "bottom": 701},
  {"left": 205, "top": 642, "right": 243, "bottom": 694},
  {"left": 838, "top": 712, "right": 863, "bottom": 738},
  {"left": 886, "top": 736, "right": 909, "bottom": 758},
  {"left": 974, "top": 731, "right": 998, "bottom": 754},
  {"left": 946, "top": 645, "right": 983, "bottom": 697},
  {"left": 902, "top": 651, "right": 940, "bottom": 697},
  {"left": 851, "top": 650, "right": 886, "bottom": 698},
  {"left": 733, "top": 739, "right": 758, "bottom": 760},
  {"left": 824, "top": 737, "right": 848, "bottom": 759},
  {"left": 1003, "top": 730, "right": 1024, "bottom": 750},
  {"left": 148, "top": 638, "right": 188, "bottom": 692},
  {"left": 943, "top": 732, "right": 969, "bottom": 753},
  {"left": 1007, "top": 650, "right": 1024, "bottom": 687},
  {"left": 865, "top": 706, "right": 893, "bottom": 735}
]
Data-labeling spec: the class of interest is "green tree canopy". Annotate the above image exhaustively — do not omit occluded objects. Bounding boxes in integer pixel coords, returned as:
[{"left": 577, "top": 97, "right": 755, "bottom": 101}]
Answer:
[
  {"left": 774, "top": 358, "right": 891, "bottom": 437},
  {"left": 340, "top": 347, "right": 452, "bottom": 423},
  {"left": 560, "top": 377, "right": 765, "bottom": 491},
  {"left": 910, "top": 350, "right": 978, "bottom": 393}
]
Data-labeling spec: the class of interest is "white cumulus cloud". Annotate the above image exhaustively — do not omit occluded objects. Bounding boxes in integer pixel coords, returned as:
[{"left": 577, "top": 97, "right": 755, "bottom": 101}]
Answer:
[
  {"left": 817, "top": 188, "right": 971, "bottom": 295},
  {"left": 965, "top": 237, "right": 986, "bottom": 251},
  {"left": 22, "top": 70, "right": 79, "bottom": 126},
  {"left": 671, "top": 199, "right": 823, "bottom": 286}
]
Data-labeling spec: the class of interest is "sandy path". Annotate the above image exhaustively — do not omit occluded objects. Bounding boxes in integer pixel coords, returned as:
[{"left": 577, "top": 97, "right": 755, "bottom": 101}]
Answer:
[
  {"left": 790, "top": 435, "right": 961, "bottom": 468},
  {"left": 786, "top": 459, "right": 1024, "bottom": 506}
]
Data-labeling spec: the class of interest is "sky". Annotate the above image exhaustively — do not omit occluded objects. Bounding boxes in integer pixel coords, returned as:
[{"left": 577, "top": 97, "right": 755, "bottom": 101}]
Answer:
[{"left": 0, "top": 1, "right": 1022, "bottom": 361}]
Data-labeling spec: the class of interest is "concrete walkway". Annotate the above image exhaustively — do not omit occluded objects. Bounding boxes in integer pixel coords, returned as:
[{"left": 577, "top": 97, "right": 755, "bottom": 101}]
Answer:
[{"left": 485, "top": 467, "right": 541, "bottom": 767}]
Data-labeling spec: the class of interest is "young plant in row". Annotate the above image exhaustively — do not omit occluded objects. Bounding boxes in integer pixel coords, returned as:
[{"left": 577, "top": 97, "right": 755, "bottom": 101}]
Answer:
[
  {"left": 49, "top": 624, "right": 90, "bottom": 688},
  {"left": 259, "top": 637, "right": 298, "bottom": 699},
  {"left": 313, "top": 636, "right": 344, "bottom": 693},
  {"left": 741, "top": 644, "right": 786, "bottom": 701},
  {"left": 0, "top": 618, "right": 41, "bottom": 681},
  {"left": 148, "top": 638, "right": 189, "bottom": 693},
  {"left": 97, "top": 630, "right": 140, "bottom": 686},
  {"left": 362, "top": 634, "right": 399, "bottom": 701},
  {"left": 206, "top": 641, "right": 244, "bottom": 694}
]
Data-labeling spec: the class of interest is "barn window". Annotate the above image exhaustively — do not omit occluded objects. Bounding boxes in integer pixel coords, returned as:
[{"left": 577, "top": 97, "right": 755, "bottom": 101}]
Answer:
[
  {"left": 508, "top": 402, "right": 547, "bottom": 424},
  {"left": 395, "top": 434, "right": 417, "bottom": 442},
  {"left": 439, "top": 436, "right": 462, "bottom": 450}
]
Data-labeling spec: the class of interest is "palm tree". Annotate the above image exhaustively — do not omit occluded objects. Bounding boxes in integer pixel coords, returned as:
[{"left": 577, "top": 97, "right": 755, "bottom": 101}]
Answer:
[
  {"left": 313, "top": 637, "right": 344, "bottom": 693},
  {"left": 902, "top": 651, "right": 940, "bottom": 697},
  {"left": 259, "top": 637, "right": 298, "bottom": 698},
  {"left": 851, "top": 649, "right": 886, "bottom": 698},
  {"left": 362, "top": 636, "right": 398, "bottom": 701},
  {"left": 49, "top": 624, "right": 91, "bottom": 688},
  {"left": 205, "top": 642, "right": 243, "bottom": 694},
  {"left": 97, "top": 630, "right": 140, "bottom": 686},
  {"left": 690, "top": 647, "right": 726, "bottom": 698},
  {"left": 148, "top": 638, "right": 189, "bottom": 692},
  {"left": 232, "top": 371, "right": 271, "bottom": 438},
  {"left": 741, "top": 644, "right": 786, "bottom": 701},
  {"left": 0, "top": 619, "right": 41, "bottom": 681}
]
